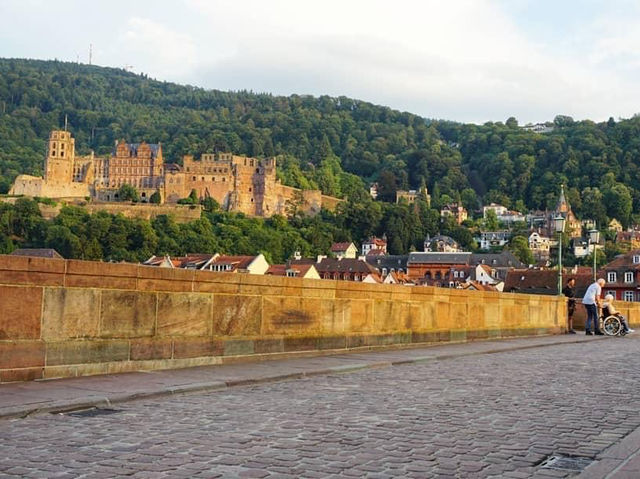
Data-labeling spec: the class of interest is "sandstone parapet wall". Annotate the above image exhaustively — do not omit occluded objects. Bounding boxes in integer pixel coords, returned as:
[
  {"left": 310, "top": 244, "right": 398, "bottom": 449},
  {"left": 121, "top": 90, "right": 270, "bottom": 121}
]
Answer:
[{"left": 0, "top": 255, "right": 582, "bottom": 383}]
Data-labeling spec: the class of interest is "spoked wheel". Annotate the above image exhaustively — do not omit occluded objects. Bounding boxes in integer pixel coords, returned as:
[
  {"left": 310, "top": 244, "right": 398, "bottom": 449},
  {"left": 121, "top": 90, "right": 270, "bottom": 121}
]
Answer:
[{"left": 603, "top": 316, "right": 622, "bottom": 336}]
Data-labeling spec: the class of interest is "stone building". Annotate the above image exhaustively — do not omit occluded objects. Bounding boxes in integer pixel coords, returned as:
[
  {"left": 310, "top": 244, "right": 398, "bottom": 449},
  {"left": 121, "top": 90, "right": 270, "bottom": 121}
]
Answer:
[{"left": 10, "top": 130, "right": 340, "bottom": 218}]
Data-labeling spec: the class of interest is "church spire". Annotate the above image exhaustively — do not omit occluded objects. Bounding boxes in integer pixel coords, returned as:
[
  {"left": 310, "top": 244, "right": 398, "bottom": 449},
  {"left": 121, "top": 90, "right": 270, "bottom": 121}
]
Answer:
[{"left": 556, "top": 184, "right": 570, "bottom": 213}]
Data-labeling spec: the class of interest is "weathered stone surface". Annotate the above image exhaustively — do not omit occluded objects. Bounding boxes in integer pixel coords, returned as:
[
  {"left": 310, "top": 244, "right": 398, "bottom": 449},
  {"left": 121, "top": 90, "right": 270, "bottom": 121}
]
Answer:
[
  {"left": 130, "top": 339, "right": 173, "bottom": 360},
  {"left": 173, "top": 337, "right": 223, "bottom": 359},
  {"left": 0, "top": 367, "right": 43, "bottom": 382},
  {"left": 157, "top": 292, "right": 212, "bottom": 337},
  {"left": 100, "top": 290, "right": 156, "bottom": 338},
  {"left": 0, "top": 285, "right": 43, "bottom": 340},
  {"left": 42, "top": 287, "right": 100, "bottom": 340},
  {"left": 302, "top": 298, "right": 340, "bottom": 334},
  {"left": 253, "top": 338, "right": 284, "bottom": 354},
  {"left": 0, "top": 341, "right": 45, "bottom": 368},
  {"left": 212, "top": 294, "right": 262, "bottom": 336},
  {"left": 223, "top": 339, "right": 255, "bottom": 356},
  {"left": 344, "top": 300, "right": 373, "bottom": 333},
  {"left": 263, "top": 296, "right": 318, "bottom": 335},
  {"left": 46, "top": 340, "right": 129, "bottom": 365}
]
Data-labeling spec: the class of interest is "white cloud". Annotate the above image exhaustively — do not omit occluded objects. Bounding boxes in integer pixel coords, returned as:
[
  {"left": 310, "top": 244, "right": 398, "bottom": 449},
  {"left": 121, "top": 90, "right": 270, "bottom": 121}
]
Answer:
[
  {"left": 4, "top": 0, "right": 640, "bottom": 122},
  {"left": 114, "top": 17, "right": 199, "bottom": 82}
]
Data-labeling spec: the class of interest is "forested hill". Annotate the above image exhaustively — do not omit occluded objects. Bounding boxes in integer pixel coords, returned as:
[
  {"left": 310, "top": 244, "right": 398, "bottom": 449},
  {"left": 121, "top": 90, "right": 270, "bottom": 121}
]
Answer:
[{"left": 1, "top": 58, "right": 640, "bottom": 228}]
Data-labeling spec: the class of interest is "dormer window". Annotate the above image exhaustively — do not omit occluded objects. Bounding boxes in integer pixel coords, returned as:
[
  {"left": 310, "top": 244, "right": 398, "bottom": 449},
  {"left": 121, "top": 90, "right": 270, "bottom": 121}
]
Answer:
[{"left": 634, "top": 255, "right": 640, "bottom": 264}]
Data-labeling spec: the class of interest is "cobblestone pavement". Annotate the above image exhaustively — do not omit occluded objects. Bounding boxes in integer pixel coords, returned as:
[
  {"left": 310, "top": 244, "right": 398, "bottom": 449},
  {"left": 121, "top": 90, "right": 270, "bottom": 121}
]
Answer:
[{"left": 2, "top": 336, "right": 640, "bottom": 478}]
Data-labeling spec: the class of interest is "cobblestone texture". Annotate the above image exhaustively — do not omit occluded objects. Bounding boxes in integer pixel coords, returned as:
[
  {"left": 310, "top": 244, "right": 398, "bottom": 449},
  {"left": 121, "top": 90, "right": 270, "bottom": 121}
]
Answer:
[{"left": 2, "top": 337, "right": 640, "bottom": 478}]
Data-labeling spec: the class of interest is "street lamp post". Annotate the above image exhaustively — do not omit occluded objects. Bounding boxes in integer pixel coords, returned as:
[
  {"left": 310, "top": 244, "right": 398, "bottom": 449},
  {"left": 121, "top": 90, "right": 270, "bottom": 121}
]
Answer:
[
  {"left": 554, "top": 215, "right": 566, "bottom": 295},
  {"left": 588, "top": 228, "right": 600, "bottom": 282}
]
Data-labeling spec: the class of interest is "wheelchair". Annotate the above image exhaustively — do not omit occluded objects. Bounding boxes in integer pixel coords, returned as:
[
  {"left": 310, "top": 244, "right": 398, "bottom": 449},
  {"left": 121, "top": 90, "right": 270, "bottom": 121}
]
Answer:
[{"left": 600, "top": 311, "right": 627, "bottom": 337}]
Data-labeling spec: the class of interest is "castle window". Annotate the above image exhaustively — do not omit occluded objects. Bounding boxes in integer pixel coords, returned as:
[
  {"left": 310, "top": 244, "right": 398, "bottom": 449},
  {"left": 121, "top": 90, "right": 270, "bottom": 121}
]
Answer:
[
  {"left": 61, "top": 143, "right": 65, "bottom": 150},
  {"left": 222, "top": 178, "right": 226, "bottom": 182},
  {"left": 186, "top": 167, "right": 190, "bottom": 172},
  {"left": 256, "top": 168, "right": 260, "bottom": 173},
  {"left": 251, "top": 198, "right": 254, "bottom": 203},
  {"left": 212, "top": 177, "right": 215, "bottom": 182},
  {"left": 192, "top": 176, "right": 196, "bottom": 181},
  {"left": 201, "top": 177, "right": 205, "bottom": 181},
  {"left": 249, "top": 187, "right": 252, "bottom": 192},
  {"left": 60, "top": 151, "right": 65, "bottom": 157}
]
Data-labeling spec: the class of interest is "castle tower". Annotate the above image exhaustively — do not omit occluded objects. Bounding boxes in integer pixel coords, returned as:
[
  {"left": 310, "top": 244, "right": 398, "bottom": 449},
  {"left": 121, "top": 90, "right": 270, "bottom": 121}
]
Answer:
[{"left": 44, "top": 130, "right": 75, "bottom": 184}]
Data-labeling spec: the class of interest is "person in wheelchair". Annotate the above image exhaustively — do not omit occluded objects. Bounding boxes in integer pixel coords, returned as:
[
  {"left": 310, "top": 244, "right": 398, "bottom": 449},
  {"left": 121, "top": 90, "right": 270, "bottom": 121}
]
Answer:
[{"left": 602, "top": 294, "right": 634, "bottom": 334}]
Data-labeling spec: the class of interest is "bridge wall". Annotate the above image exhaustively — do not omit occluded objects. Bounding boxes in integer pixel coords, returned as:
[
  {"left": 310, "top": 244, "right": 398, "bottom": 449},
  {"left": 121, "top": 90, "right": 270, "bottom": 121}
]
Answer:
[{"left": 0, "top": 255, "right": 576, "bottom": 383}]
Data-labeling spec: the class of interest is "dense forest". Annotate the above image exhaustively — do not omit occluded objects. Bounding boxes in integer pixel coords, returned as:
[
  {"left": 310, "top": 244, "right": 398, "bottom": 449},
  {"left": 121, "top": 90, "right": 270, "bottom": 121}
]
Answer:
[{"left": 0, "top": 58, "right": 639, "bottom": 262}]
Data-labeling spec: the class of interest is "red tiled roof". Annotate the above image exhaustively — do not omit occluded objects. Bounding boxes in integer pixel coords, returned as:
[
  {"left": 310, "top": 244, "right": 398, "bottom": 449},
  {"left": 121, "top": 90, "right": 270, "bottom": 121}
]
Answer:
[
  {"left": 213, "top": 255, "right": 256, "bottom": 270},
  {"left": 366, "top": 248, "right": 386, "bottom": 257},
  {"left": 330, "top": 242, "right": 354, "bottom": 252}
]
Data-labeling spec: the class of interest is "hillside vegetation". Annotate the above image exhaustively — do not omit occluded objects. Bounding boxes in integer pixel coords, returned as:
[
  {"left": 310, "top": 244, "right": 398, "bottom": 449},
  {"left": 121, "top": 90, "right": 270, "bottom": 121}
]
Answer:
[{"left": 0, "top": 58, "right": 639, "bottom": 262}]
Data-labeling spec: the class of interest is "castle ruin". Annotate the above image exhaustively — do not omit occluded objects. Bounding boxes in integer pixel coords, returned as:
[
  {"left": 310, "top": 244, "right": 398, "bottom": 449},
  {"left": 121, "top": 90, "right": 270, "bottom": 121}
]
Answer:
[{"left": 9, "top": 130, "right": 340, "bottom": 217}]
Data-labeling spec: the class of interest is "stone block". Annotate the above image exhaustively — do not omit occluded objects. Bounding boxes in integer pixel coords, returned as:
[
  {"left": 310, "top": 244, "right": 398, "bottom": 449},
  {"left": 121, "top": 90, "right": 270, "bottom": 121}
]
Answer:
[
  {"left": 450, "top": 329, "right": 467, "bottom": 342},
  {"left": 223, "top": 339, "right": 255, "bottom": 356},
  {"left": 0, "top": 255, "right": 65, "bottom": 274},
  {"left": 0, "top": 270, "right": 64, "bottom": 286},
  {"left": 212, "top": 294, "right": 262, "bottom": 336},
  {"left": 46, "top": 340, "right": 129, "bottom": 366},
  {"left": 173, "top": 337, "right": 223, "bottom": 359},
  {"left": 263, "top": 296, "right": 319, "bottom": 334},
  {"left": 403, "top": 302, "right": 424, "bottom": 330},
  {"left": 345, "top": 300, "right": 374, "bottom": 332},
  {"left": 65, "top": 274, "right": 137, "bottom": 290},
  {"left": 42, "top": 288, "right": 100, "bottom": 340},
  {"left": 318, "top": 335, "right": 347, "bottom": 350},
  {"left": 0, "top": 367, "right": 43, "bottom": 382},
  {"left": 0, "top": 285, "right": 43, "bottom": 340},
  {"left": 434, "top": 300, "right": 452, "bottom": 329},
  {"left": 283, "top": 336, "right": 318, "bottom": 352},
  {"left": 137, "top": 278, "right": 193, "bottom": 293},
  {"left": 192, "top": 272, "right": 241, "bottom": 294},
  {"left": 157, "top": 292, "right": 212, "bottom": 337},
  {"left": 100, "top": 290, "right": 156, "bottom": 338},
  {"left": 0, "top": 341, "right": 45, "bottom": 368},
  {"left": 254, "top": 338, "right": 284, "bottom": 354},
  {"left": 302, "top": 298, "right": 341, "bottom": 334},
  {"left": 346, "top": 334, "right": 367, "bottom": 348},
  {"left": 66, "top": 259, "right": 138, "bottom": 279},
  {"left": 368, "top": 332, "right": 410, "bottom": 346},
  {"left": 130, "top": 339, "right": 173, "bottom": 360}
]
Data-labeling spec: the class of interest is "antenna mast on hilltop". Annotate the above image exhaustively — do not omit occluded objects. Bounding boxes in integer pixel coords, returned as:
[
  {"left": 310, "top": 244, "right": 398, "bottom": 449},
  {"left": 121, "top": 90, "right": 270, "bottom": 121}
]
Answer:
[{"left": 89, "top": 44, "right": 92, "bottom": 65}]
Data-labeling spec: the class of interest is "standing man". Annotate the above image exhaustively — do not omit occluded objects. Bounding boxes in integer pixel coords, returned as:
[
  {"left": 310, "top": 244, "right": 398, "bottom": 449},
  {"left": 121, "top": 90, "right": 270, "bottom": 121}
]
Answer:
[
  {"left": 563, "top": 278, "right": 577, "bottom": 334},
  {"left": 583, "top": 278, "right": 605, "bottom": 335}
]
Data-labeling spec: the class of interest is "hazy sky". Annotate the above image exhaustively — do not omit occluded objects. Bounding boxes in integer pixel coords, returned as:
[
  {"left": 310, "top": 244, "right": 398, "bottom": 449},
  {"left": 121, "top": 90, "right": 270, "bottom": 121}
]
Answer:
[{"left": 2, "top": 0, "right": 640, "bottom": 124}]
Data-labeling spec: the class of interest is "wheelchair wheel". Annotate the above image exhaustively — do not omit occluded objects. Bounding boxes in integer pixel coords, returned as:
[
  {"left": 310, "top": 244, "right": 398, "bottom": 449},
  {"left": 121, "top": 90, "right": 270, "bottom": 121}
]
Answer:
[{"left": 603, "top": 316, "right": 622, "bottom": 336}]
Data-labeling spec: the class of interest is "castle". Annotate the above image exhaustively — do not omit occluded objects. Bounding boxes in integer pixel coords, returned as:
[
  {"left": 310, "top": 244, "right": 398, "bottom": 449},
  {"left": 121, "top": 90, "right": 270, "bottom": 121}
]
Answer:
[{"left": 9, "top": 130, "right": 340, "bottom": 217}]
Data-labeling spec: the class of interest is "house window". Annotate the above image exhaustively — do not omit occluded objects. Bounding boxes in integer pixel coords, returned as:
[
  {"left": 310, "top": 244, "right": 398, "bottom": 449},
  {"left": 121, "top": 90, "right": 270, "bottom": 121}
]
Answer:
[
  {"left": 624, "top": 291, "right": 634, "bottom": 302},
  {"left": 634, "top": 255, "right": 640, "bottom": 264},
  {"left": 625, "top": 272, "right": 634, "bottom": 283},
  {"left": 607, "top": 272, "right": 617, "bottom": 283},
  {"left": 354, "top": 274, "right": 360, "bottom": 281}
]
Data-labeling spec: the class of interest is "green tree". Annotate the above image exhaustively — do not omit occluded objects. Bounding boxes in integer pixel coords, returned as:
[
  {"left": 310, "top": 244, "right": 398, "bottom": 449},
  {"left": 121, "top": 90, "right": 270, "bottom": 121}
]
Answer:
[
  {"left": 149, "top": 190, "right": 162, "bottom": 204},
  {"left": 509, "top": 235, "right": 534, "bottom": 265},
  {"left": 118, "top": 184, "right": 140, "bottom": 202}
]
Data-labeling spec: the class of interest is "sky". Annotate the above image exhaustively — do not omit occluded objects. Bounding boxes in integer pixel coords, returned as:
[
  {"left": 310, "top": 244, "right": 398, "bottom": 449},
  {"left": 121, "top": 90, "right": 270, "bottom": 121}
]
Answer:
[{"left": 2, "top": 0, "right": 640, "bottom": 124}]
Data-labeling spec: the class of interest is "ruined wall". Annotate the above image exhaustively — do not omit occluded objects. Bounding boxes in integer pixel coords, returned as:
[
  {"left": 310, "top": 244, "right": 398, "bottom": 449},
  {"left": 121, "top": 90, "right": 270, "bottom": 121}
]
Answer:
[
  {"left": 0, "top": 255, "right": 574, "bottom": 383},
  {"left": 9, "top": 175, "right": 90, "bottom": 199},
  {"left": 83, "top": 203, "right": 202, "bottom": 223}
]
